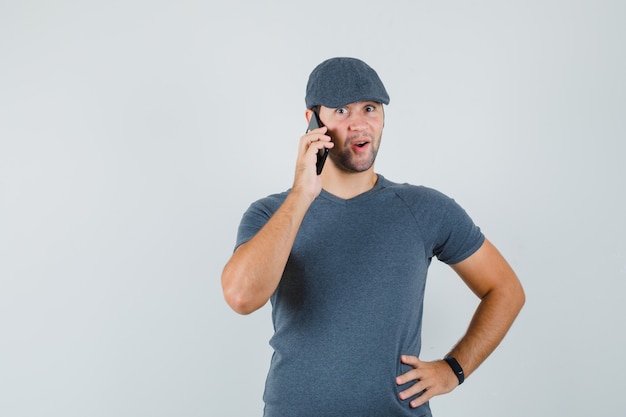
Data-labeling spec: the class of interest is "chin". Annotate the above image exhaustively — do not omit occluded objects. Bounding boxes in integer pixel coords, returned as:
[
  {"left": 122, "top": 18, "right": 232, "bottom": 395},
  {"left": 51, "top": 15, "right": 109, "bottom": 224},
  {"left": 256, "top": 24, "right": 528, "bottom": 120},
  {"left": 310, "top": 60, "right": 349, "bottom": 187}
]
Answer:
[{"left": 331, "top": 151, "right": 377, "bottom": 173}]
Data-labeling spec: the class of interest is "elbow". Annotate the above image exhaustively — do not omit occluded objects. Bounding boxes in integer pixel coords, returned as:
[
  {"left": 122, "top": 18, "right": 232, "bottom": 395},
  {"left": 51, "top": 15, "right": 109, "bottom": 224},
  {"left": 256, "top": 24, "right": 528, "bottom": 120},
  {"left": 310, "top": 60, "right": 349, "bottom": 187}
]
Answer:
[
  {"left": 485, "top": 275, "right": 526, "bottom": 316},
  {"left": 517, "top": 283, "right": 526, "bottom": 312},
  {"left": 509, "top": 277, "right": 526, "bottom": 316},
  {"left": 221, "top": 264, "right": 264, "bottom": 315},
  {"left": 223, "top": 290, "right": 261, "bottom": 315},
  {"left": 515, "top": 274, "right": 526, "bottom": 306}
]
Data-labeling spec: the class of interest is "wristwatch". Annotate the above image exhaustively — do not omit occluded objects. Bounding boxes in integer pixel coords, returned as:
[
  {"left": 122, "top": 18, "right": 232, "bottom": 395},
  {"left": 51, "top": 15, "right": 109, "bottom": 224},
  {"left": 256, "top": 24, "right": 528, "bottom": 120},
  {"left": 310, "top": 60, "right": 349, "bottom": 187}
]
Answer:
[{"left": 443, "top": 356, "right": 465, "bottom": 385}]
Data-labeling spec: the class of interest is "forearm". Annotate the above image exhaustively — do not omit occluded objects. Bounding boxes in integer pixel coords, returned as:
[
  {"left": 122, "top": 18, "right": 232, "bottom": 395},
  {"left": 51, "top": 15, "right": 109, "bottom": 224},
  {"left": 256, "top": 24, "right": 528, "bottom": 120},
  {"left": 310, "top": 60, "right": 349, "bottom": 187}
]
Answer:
[
  {"left": 221, "top": 190, "right": 312, "bottom": 314},
  {"left": 396, "top": 282, "right": 524, "bottom": 410},
  {"left": 446, "top": 280, "right": 525, "bottom": 378}
]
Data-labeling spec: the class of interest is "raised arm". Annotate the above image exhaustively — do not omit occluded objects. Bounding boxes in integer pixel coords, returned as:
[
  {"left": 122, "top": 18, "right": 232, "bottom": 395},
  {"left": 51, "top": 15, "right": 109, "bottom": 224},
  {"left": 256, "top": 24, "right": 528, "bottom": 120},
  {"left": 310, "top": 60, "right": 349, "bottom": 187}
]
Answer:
[{"left": 221, "top": 124, "right": 333, "bottom": 315}]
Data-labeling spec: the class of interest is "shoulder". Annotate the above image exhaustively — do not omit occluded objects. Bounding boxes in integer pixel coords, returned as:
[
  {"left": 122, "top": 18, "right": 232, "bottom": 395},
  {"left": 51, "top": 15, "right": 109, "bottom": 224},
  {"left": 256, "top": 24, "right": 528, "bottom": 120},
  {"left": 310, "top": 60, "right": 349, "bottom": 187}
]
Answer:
[
  {"left": 379, "top": 176, "right": 484, "bottom": 263},
  {"left": 235, "top": 189, "right": 290, "bottom": 249},
  {"left": 245, "top": 189, "right": 290, "bottom": 218},
  {"left": 377, "top": 175, "right": 474, "bottom": 228}
]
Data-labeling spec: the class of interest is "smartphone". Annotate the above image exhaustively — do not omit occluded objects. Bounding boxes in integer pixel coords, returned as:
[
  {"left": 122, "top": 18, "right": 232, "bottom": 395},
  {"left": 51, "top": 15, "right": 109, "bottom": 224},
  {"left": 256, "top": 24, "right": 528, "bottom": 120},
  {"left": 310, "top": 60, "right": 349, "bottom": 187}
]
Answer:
[{"left": 307, "top": 110, "right": 329, "bottom": 175}]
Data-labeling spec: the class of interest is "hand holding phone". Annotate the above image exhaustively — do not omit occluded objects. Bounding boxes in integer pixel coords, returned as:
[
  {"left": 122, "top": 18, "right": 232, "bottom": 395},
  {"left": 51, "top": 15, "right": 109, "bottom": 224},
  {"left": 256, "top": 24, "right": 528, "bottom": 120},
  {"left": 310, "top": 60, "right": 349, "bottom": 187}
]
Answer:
[{"left": 307, "top": 111, "right": 330, "bottom": 175}]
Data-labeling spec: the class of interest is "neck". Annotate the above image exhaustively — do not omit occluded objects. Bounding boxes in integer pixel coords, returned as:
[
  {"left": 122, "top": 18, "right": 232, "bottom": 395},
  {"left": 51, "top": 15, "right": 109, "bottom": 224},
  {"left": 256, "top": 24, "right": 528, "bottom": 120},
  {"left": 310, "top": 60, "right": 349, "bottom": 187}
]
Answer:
[{"left": 320, "top": 166, "right": 378, "bottom": 200}]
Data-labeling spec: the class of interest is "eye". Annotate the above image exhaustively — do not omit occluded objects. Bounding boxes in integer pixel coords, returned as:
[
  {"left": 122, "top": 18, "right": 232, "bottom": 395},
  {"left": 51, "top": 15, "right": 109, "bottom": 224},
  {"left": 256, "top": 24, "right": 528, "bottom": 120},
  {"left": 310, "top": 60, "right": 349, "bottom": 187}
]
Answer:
[
  {"left": 335, "top": 107, "right": 347, "bottom": 114},
  {"left": 365, "top": 105, "right": 375, "bottom": 112}
]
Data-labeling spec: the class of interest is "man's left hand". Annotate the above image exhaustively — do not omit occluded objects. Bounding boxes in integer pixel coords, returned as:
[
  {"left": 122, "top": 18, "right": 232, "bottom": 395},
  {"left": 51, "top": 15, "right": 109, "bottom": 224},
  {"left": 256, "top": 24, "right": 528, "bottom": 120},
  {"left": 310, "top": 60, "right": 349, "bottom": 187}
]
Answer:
[{"left": 395, "top": 355, "right": 459, "bottom": 408}]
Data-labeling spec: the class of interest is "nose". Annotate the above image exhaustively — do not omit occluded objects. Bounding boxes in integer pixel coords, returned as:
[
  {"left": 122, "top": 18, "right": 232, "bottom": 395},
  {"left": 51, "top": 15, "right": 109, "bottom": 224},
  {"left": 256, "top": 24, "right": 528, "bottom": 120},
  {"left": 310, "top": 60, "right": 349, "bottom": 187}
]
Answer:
[{"left": 347, "top": 112, "right": 367, "bottom": 131}]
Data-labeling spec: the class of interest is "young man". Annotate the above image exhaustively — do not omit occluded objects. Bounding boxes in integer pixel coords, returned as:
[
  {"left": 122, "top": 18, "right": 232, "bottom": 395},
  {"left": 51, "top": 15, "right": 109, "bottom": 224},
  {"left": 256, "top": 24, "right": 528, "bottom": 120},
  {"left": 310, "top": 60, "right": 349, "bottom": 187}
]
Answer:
[{"left": 222, "top": 57, "right": 525, "bottom": 416}]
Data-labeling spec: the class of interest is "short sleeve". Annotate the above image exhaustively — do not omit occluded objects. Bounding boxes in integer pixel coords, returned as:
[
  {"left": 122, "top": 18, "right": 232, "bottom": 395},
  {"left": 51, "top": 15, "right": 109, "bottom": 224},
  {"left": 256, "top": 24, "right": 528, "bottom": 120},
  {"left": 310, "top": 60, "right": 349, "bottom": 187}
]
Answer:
[
  {"left": 431, "top": 195, "right": 484, "bottom": 265},
  {"left": 234, "top": 192, "right": 287, "bottom": 250}
]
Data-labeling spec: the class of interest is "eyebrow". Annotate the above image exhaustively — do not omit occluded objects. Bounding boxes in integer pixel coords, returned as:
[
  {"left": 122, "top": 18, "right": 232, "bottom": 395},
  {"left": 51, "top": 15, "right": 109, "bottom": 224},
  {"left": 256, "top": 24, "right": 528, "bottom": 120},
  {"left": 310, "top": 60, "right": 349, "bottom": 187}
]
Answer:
[{"left": 342, "top": 101, "right": 379, "bottom": 109}]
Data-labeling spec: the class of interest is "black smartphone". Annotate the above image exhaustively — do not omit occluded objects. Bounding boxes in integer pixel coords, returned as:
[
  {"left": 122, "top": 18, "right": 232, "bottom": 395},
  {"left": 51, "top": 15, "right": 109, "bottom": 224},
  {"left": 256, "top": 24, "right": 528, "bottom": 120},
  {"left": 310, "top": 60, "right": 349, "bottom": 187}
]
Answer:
[{"left": 307, "top": 110, "right": 329, "bottom": 175}]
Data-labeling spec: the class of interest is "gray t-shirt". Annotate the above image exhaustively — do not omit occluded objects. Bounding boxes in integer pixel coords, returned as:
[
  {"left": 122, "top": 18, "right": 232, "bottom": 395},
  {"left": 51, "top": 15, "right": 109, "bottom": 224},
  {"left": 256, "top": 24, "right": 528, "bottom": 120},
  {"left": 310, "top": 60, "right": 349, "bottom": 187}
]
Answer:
[{"left": 236, "top": 175, "right": 484, "bottom": 417}]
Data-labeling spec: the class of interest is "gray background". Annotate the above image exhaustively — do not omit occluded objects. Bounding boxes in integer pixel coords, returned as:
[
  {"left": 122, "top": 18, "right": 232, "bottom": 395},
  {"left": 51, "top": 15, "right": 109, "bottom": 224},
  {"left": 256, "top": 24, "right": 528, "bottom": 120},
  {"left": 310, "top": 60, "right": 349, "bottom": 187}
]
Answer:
[{"left": 1, "top": 0, "right": 624, "bottom": 416}]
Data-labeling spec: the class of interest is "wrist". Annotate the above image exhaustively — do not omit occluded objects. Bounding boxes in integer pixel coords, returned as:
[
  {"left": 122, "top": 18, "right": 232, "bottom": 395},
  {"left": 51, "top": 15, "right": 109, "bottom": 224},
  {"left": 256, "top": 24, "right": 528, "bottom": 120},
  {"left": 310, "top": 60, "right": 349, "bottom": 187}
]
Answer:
[
  {"left": 289, "top": 183, "right": 320, "bottom": 206},
  {"left": 443, "top": 356, "right": 465, "bottom": 385}
]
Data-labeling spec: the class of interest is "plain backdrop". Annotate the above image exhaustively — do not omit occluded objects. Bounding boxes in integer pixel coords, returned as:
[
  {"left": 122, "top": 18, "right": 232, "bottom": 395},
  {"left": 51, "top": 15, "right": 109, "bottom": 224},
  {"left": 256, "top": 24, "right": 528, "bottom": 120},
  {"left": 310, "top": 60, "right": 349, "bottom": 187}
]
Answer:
[{"left": 1, "top": 1, "right": 625, "bottom": 416}]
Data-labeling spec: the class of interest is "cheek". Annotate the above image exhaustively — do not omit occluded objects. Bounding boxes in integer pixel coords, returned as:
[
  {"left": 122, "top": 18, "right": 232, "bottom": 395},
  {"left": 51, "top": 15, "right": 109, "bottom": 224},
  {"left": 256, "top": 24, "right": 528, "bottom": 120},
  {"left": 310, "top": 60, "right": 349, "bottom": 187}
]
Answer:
[
  {"left": 368, "top": 115, "right": 384, "bottom": 128},
  {"left": 327, "top": 127, "right": 346, "bottom": 143},
  {"left": 371, "top": 121, "right": 384, "bottom": 137}
]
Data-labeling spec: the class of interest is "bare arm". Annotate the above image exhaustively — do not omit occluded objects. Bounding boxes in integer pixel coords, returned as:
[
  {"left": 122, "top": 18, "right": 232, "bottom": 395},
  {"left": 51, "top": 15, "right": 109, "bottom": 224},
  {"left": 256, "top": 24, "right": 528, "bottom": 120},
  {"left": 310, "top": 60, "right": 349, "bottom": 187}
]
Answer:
[
  {"left": 397, "top": 238, "right": 525, "bottom": 408},
  {"left": 221, "top": 124, "right": 333, "bottom": 315},
  {"left": 446, "top": 238, "right": 526, "bottom": 376},
  {"left": 221, "top": 190, "right": 312, "bottom": 314}
]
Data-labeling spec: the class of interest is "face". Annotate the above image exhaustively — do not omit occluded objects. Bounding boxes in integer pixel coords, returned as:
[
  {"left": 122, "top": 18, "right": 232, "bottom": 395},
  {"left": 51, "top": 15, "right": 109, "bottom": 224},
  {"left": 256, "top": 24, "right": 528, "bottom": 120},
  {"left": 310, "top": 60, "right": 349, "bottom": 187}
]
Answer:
[{"left": 317, "top": 101, "right": 385, "bottom": 173}]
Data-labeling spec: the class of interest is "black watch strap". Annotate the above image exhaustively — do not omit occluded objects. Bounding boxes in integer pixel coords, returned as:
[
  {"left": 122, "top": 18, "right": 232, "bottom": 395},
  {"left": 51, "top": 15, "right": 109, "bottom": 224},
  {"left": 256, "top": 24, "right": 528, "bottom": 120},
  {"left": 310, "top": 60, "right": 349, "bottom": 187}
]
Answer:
[{"left": 444, "top": 356, "right": 465, "bottom": 385}]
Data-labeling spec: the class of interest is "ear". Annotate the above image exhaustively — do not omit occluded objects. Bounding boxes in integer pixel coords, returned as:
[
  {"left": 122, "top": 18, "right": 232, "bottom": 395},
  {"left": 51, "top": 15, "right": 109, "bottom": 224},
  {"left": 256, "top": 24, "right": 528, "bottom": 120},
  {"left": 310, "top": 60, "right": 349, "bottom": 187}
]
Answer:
[{"left": 305, "top": 109, "right": 314, "bottom": 124}]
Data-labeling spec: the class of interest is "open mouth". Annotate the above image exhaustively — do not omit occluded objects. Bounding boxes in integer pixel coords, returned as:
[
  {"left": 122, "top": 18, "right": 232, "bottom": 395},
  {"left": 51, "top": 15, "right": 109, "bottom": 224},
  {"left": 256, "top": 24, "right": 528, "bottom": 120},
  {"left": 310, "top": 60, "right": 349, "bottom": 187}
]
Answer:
[{"left": 349, "top": 134, "right": 373, "bottom": 152}]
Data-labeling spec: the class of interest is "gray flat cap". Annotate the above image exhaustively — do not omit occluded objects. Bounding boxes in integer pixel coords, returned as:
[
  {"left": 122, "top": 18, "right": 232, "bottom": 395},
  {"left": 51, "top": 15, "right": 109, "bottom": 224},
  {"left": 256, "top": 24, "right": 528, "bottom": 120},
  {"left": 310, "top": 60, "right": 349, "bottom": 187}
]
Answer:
[{"left": 305, "top": 57, "right": 390, "bottom": 109}]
